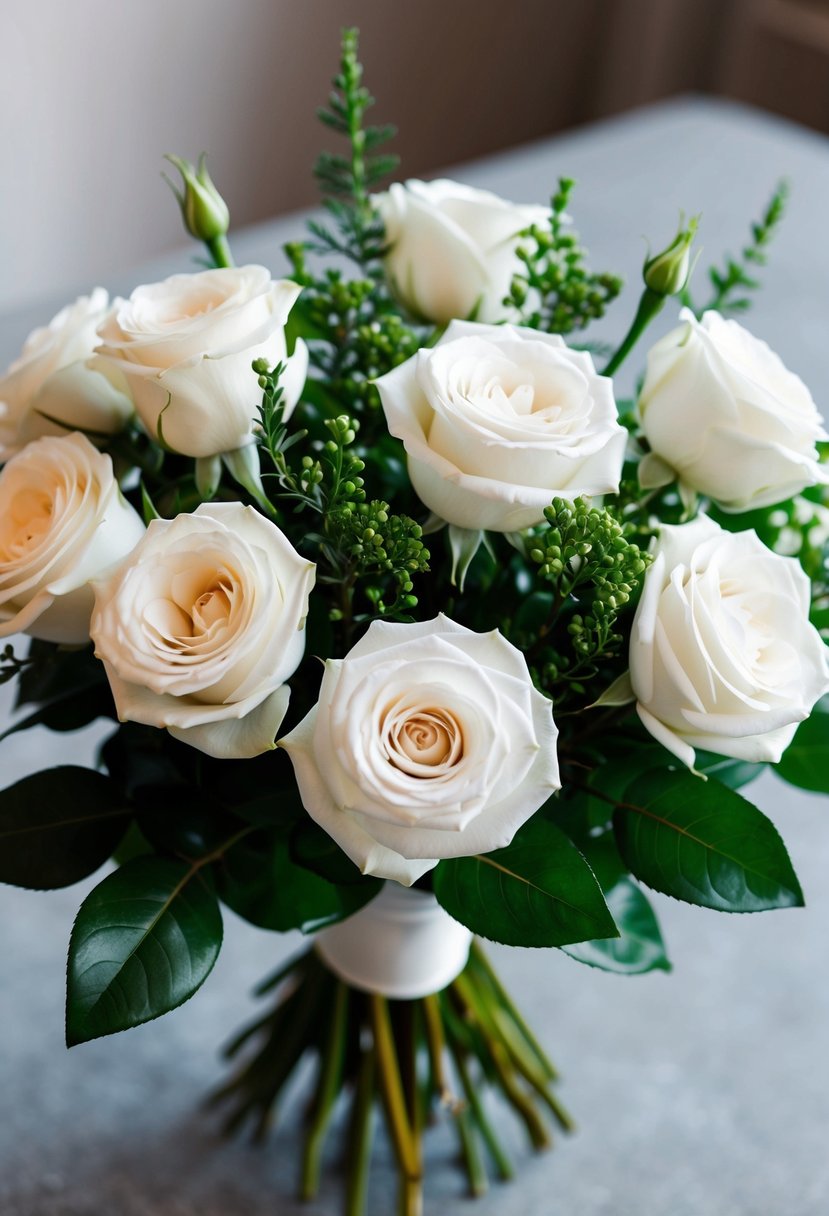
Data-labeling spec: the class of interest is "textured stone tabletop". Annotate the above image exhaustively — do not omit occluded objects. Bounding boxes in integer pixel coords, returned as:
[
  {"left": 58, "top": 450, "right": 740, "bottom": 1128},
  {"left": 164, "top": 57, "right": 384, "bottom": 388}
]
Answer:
[{"left": 1, "top": 97, "right": 828, "bottom": 1216}]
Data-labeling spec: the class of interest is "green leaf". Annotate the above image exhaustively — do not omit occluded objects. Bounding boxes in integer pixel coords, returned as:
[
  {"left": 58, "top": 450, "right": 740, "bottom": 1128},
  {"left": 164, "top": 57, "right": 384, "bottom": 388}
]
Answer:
[
  {"left": 561, "top": 875, "right": 671, "bottom": 974},
  {"left": 215, "top": 828, "right": 381, "bottom": 933},
  {"left": 15, "top": 641, "right": 101, "bottom": 707},
  {"left": 613, "top": 769, "right": 803, "bottom": 912},
  {"left": 0, "top": 767, "right": 130, "bottom": 889},
  {"left": 290, "top": 817, "right": 370, "bottom": 885},
  {"left": 695, "top": 749, "right": 766, "bottom": 790},
  {"left": 433, "top": 815, "right": 618, "bottom": 947},
  {"left": 775, "top": 696, "right": 829, "bottom": 793},
  {"left": 66, "top": 856, "right": 222, "bottom": 1046}
]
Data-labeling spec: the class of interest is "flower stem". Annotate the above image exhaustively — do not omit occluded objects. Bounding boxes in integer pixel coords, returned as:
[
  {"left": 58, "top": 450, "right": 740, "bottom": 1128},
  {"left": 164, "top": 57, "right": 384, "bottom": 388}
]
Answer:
[
  {"left": 445, "top": 1031, "right": 514, "bottom": 1181},
  {"left": 345, "top": 1045, "right": 376, "bottom": 1216},
  {"left": 455, "top": 1106, "right": 488, "bottom": 1196},
  {"left": 469, "top": 942, "right": 558, "bottom": 1080},
  {"left": 206, "top": 233, "right": 234, "bottom": 269},
  {"left": 300, "top": 980, "right": 348, "bottom": 1199},
  {"left": 422, "top": 993, "right": 453, "bottom": 1105},
  {"left": 369, "top": 994, "right": 421, "bottom": 1181},
  {"left": 602, "top": 286, "right": 664, "bottom": 379}
]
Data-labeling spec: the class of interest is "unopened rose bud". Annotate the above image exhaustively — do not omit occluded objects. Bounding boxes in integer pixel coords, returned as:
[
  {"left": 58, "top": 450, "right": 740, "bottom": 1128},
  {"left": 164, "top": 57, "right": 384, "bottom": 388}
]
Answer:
[
  {"left": 164, "top": 152, "right": 230, "bottom": 243},
  {"left": 643, "top": 215, "right": 699, "bottom": 296}
]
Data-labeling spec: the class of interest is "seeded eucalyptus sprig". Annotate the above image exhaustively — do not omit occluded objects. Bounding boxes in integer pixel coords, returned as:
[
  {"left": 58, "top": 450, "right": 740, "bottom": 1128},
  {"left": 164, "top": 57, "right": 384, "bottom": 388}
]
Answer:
[
  {"left": 685, "top": 179, "right": 789, "bottom": 316},
  {"left": 523, "top": 498, "right": 650, "bottom": 700},
  {"left": 322, "top": 500, "right": 429, "bottom": 621},
  {"left": 255, "top": 361, "right": 428, "bottom": 627},
  {"left": 506, "top": 178, "right": 622, "bottom": 334}
]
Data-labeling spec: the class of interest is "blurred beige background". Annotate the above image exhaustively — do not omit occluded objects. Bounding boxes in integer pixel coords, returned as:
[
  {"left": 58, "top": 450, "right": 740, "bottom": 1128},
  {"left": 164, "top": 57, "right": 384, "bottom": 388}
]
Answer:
[{"left": 2, "top": 0, "right": 828, "bottom": 314}]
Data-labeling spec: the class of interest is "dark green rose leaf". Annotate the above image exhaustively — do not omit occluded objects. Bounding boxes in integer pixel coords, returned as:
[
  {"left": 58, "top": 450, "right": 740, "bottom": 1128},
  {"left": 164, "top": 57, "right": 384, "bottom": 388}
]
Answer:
[
  {"left": 433, "top": 815, "right": 618, "bottom": 947},
  {"left": 66, "top": 856, "right": 223, "bottom": 1045},
  {"left": 613, "top": 768, "right": 803, "bottom": 912},
  {"left": 695, "top": 750, "right": 766, "bottom": 790},
  {"left": 290, "top": 817, "right": 369, "bottom": 885},
  {"left": 775, "top": 696, "right": 829, "bottom": 794},
  {"left": 561, "top": 875, "right": 671, "bottom": 974},
  {"left": 215, "top": 827, "right": 381, "bottom": 933},
  {"left": 0, "top": 767, "right": 130, "bottom": 889}
]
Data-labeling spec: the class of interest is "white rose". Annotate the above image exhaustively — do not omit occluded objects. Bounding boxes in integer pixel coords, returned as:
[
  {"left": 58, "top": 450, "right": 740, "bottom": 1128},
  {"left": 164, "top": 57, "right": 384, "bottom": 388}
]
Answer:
[
  {"left": 0, "top": 289, "right": 133, "bottom": 463},
  {"left": 638, "top": 309, "right": 828, "bottom": 510},
  {"left": 94, "top": 265, "right": 308, "bottom": 458},
  {"left": 90, "top": 502, "right": 315, "bottom": 760},
  {"left": 375, "top": 179, "right": 549, "bottom": 324},
  {"left": 279, "top": 614, "right": 560, "bottom": 886},
  {"left": 0, "top": 433, "right": 145, "bottom": 644},
  {"left": 375, "top": 320, "right": 626, "bottom": 531},
  {"left": 629, "top": 515, "right": 829, "bottom": 767}
]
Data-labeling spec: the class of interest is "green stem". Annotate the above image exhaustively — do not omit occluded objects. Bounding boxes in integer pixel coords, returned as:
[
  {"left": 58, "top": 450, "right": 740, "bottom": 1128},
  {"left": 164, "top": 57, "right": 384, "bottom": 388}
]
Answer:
[
  {"left": 455, "top": 1107, "right": 488, "bottom": 1197},
  {"left": 451, "top": 976, "right": 551, "bottom": 1151},
  {"left": 345, "top": 1045, "right": 376, "bottom": 1216},
  {"left": 445, "top": 1032, "right": 514, "bottom": 1181},
  {"left": 602, "top": 287, "right": 665, "bottom": 379},
  {"left": 206, "top": 233, "right": 234, "bottom": 269},
  {"left": 301, "top": 981, "right": 349, "bottom": 1199},
  {"left": 369, "top": 995, "right": 421, "bottom": 1181},
  {"left": 469, "top": 943, "right": 558, "bottom": 1080},
  {"left": 422, "top": 993, "right": 453, "bottom": 1104}
]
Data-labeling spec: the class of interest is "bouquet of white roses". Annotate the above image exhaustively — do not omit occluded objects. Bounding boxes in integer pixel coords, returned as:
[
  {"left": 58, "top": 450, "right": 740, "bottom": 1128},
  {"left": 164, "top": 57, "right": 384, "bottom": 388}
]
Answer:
[{"left": 1, "top": 30, "right": 827, "bottom": 1216}]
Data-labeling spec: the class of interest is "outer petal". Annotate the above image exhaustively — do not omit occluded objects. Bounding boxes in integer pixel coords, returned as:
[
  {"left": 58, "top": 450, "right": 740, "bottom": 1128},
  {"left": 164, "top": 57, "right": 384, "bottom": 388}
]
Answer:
[{"left": 167, "top": 685, "right": 290, "bottom": 760}]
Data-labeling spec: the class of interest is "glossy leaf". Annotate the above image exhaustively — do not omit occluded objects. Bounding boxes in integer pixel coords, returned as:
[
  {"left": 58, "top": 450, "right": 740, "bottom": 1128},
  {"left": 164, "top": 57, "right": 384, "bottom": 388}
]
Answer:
[
  {"left": 66, "top": 856, "right": 223, "bottom": 1046},
  {"left": 433, "top": 815, "right": 618, "bottom": 947},
  {"left": 561, "top": 875, "right": 671, "bottom": 974},
  {"left": 215, "top": 828, "right": 381, "bottom": 933},
  {"left": 775, "top": 697, "right": 829, "bottom": 794},
  {"left": 290, "top": 817, "right": 369, "bottom": 885},
  {"left": 613, "top": 769, "right": 803, "bottom": 912},
  {"left": 695, "top": 750, "right": 766, "bottom": 790},
  {"left": 0, "top": 767, "right": 130, "bottom": 889}
]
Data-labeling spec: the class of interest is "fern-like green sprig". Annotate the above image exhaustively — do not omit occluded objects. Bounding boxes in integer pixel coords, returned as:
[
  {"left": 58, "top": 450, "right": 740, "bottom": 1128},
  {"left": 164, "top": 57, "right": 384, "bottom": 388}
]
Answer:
[{"left": 685, "top": 179, "right": 789, "bottom": 316}]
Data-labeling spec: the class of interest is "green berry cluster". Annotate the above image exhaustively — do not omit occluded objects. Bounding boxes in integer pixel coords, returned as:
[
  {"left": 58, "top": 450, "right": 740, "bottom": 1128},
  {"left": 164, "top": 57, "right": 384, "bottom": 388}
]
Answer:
[
  {"left": 324, "top": 499, "right": 429, "bottom": 619},
  {"left": 285, "top": 250, "right": 420, "bottom": 422},
  {"left": 530, "top": 498, "right": 649, "bottom": 606},
  {"left": 526, "top": 498, "right": 650, "bottom": 698},
  {"left": 507, "top": 179, "right": 622, "bottom": 334}
]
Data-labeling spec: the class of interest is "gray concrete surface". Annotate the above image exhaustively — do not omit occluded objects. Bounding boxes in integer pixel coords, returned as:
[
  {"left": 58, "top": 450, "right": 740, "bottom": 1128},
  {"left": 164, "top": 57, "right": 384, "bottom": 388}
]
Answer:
[{"left": 1, "top": 97, "right": 828, "bottom": 1214}]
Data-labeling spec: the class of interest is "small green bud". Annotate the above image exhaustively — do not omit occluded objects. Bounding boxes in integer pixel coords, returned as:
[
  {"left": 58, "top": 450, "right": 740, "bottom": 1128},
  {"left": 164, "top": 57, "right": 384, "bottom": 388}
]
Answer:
[
  {"left": 643, "top": 214, "right": 699, "bottom": 296},
  {"left": 164, "top": 153, "right": 230, "bottom": 242}
]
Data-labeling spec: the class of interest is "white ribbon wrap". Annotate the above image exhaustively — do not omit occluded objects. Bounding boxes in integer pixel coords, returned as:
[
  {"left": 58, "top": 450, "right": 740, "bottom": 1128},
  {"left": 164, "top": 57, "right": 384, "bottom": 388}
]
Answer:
[{"left": 315, "top": 884, "right": 473, "bottom": 999}]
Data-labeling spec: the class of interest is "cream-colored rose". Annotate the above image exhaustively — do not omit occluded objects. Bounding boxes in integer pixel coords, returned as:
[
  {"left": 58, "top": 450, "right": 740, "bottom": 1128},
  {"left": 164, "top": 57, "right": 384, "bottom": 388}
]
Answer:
[
  {"left": 94, "top": 266, "right": 308, "bottom": 458},
  {"left": 375, "top": 179, "right": 548, "bottom": 324},
  {"left": 638, "top": 309, "right": 828, "bottom": 510},
  {"left": 90, "top": 502, "right": 315, "bottom": 760},
  {"left": 0, "top": 433, "right": 145, "bottom": 644},
  {"left": 279, "top": 615, "right": 560, "bottom": 886},
  {"left": 0, "top": 289, "right": 132, "bottom": 463},
  {"left": 629, "top": 515, "right": 829, "bottom": 767},
  {"left": 375, "top": 320, "right": 626, "bottom": 531}
]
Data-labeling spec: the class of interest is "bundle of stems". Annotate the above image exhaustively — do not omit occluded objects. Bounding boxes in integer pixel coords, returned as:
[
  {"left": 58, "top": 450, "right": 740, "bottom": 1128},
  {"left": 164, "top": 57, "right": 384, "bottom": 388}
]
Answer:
[{"left": 210, "top": 941, "right": 572, "bottom": 1215}]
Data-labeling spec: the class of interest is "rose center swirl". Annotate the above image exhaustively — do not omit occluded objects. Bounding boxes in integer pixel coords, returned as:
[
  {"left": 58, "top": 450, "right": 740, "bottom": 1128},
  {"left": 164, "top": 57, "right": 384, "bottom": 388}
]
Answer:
[
  {"left": 384, "top": 706, "right": 464, "bottom": 778},
  {"left": 0, "top": 488, "right": 55, "bottom": 563},
  {"left": 145, "top": 573, "right": 237, "bottom": 655}
]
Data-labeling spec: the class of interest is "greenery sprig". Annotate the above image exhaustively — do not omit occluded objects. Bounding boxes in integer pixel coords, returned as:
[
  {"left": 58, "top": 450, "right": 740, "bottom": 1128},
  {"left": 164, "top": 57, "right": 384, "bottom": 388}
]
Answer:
[
  {"left": 525, "top": 498, "right": 650, "bottom": 698},
  {"left": 506, "top": 178, "right": 623, "bottom": 334},
  {"left": 308, "top": 26, "right": 399, "bottom": 269},
  {"left": 255, "top": 361, "right": 428, "bottom": 625},
  {"left": 685, "top": 179, "right": 788, "bottom": 316}
]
